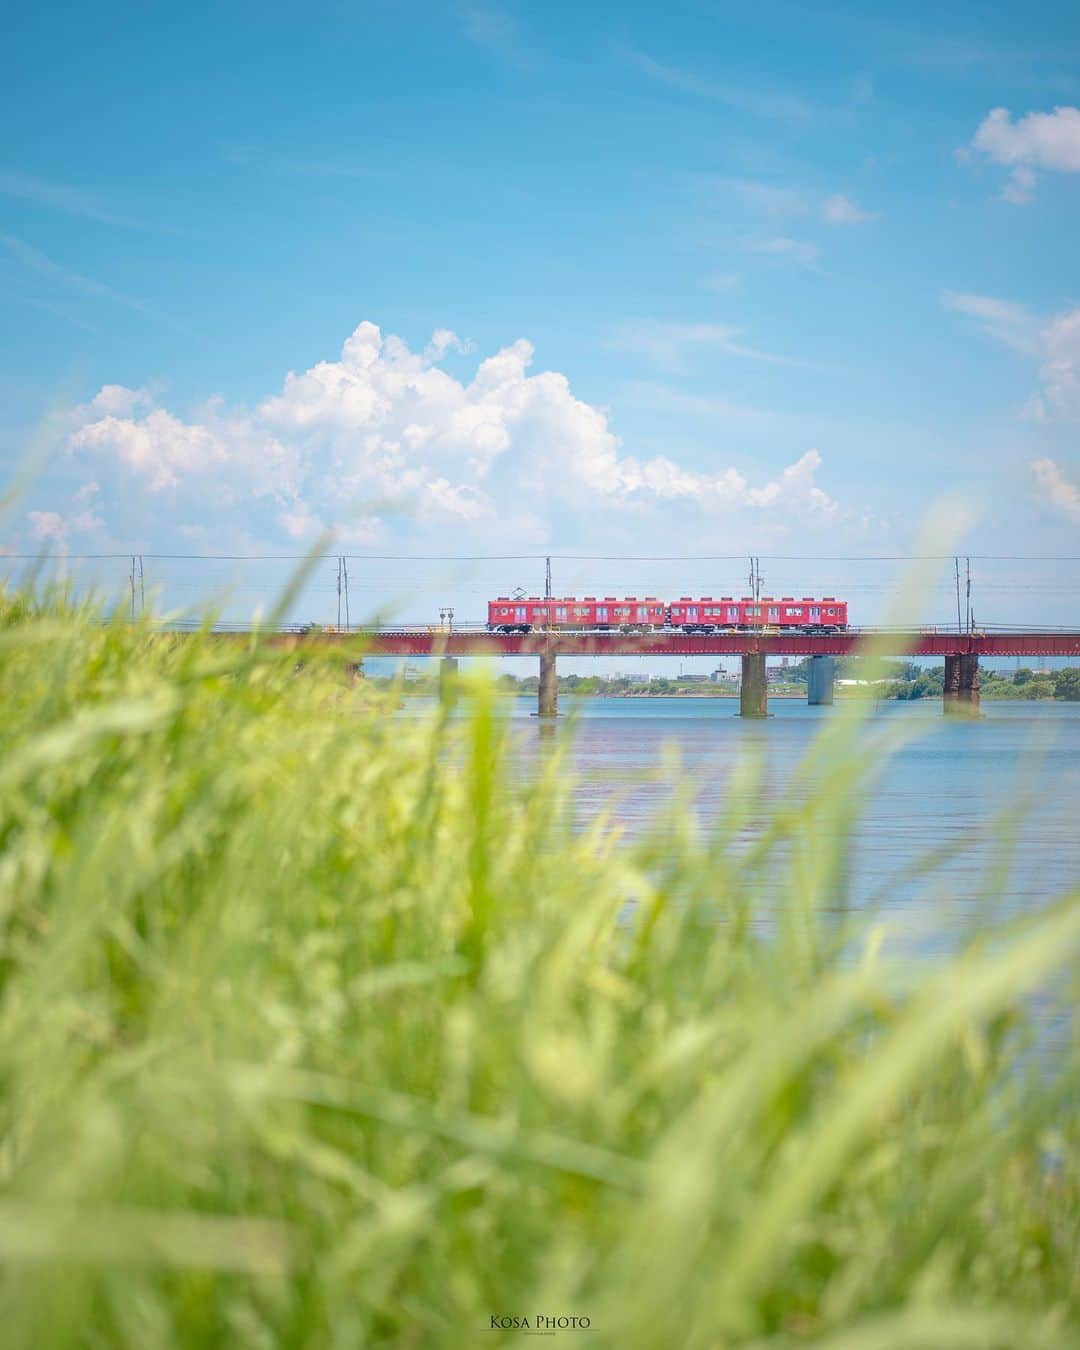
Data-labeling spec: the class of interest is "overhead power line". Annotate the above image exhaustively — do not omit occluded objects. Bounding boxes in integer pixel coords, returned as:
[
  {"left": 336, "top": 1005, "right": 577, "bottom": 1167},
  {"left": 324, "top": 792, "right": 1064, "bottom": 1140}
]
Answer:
[{"left": 6, "top": 552, "right": 1080, "bottom": 563}]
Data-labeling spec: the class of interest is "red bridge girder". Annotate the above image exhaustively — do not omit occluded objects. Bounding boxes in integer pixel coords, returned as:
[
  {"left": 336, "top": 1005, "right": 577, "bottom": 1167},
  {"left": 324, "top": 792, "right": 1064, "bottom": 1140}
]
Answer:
[{"left": 273, "top": 630, "right": 1080, "bottom": 659}]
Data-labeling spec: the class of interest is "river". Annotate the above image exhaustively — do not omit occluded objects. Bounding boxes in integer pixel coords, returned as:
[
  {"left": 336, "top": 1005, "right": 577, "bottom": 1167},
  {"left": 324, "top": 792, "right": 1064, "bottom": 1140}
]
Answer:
[{"left": 505, "top": 697, "right": 1080, "bottom": 947}]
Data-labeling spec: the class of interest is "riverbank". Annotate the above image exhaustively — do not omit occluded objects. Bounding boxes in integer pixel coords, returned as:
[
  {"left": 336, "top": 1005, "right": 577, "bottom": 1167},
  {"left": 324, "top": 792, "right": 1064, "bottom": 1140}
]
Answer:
[
  {"left": 370, "top": 668, "right": 1080, "bottom": 702},
  {"left": 515, "top": 688, "right": 1075, "bottom": 701},
  {"left": 379, "top": 683, "right": 1077, "bottom": 702},
  {"left": 516, "top": 688, "right": 809, "bottom": 699}
]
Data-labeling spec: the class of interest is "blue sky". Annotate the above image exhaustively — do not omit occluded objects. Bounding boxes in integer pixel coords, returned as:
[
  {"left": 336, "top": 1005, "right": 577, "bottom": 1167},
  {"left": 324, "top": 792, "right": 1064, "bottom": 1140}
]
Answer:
[{"left": 2, "top": 0, "right": 1079, "bottom": 629}]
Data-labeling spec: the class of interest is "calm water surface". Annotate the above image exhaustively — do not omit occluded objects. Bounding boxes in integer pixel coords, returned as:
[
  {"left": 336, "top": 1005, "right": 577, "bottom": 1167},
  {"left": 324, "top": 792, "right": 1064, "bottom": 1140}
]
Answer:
[{"left": 504, "top": 697, "right": 1080, "bottom": 944}]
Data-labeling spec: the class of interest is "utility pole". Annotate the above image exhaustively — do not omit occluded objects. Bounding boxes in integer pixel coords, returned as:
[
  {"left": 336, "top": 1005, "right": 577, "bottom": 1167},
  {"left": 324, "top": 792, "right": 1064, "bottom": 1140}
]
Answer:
[
  {"left": 965, "top": 556, "right": 972, "bottom": 634},
  {"left": 342, "top": 556, "right": 350, "bottom": 631},
  {"left": 336, "top": 556, "right": 342, "bottom": 629},
  {"left": 954, "top": 557, "right": 963, "bottom": 634},
  {"left": 748, "top": 556, "right": 762, "bottom": 603},
  {"left": 545, "top": 555, "right": 552, "bottom": 601}
]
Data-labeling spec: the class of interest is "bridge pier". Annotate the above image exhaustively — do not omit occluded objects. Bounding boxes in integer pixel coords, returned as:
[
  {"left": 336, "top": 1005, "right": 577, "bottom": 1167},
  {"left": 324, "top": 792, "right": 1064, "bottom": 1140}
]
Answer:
[
  {"left": 538, "top": 646, "right": 558, "bottom": 718},
  {"left": 807, "top": 654, "right": 835, "bottom": 706},
  {"left": 740, "top": 652, "right": 768, "bottom": 718},
  {"left": 943, "top": 653, "right": 980, "bottom": 716},
  {"left": 439, "top": 655, "right": 459, "bottom": 706}
]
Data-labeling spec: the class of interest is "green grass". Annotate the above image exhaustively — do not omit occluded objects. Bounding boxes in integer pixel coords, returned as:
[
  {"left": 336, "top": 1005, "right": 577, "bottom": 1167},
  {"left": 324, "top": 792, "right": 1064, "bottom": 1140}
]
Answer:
[{"left": 0, "top": 586, "right": 1077, "bottom": 1349}]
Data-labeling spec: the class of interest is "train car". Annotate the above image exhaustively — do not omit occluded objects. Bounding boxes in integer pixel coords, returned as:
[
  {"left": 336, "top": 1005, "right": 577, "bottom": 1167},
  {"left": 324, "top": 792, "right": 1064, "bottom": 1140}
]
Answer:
[
  {"left": 734, "top": 597, "right": 847, "bottom": 630},
  {"left": 668, "top": 596, "right": 744, "bottom": 633},
  {"left": 487, "top": 596, "right": 666, "bottom": 633},
  {"left": 667, "top": 597, "right": 843, "bottom": 633},
  {"left": 487, "top": 593, "right": 847, "bottom": 633}
]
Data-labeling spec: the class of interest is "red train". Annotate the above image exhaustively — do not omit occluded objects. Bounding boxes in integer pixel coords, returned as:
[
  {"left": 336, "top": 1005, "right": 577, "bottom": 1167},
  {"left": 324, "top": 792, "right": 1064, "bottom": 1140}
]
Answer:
[{"left": 486, "top": 594, "right": 848, "bottom": 635}]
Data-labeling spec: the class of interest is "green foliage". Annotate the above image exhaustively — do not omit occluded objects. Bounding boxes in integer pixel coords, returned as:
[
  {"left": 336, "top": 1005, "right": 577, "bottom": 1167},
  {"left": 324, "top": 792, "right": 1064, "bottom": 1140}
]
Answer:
[
  {"left": 789, "top": 656, "right": 912, "bottom": 687},
  {"left": 886, "top": 664, "right": 1079, "bottom": 702},
  {"left": 0, "top": 587, "right": 1078, "bottom": 1348},
  {"left": 978, "top": 671, "right": 1056, "bottom": 701},
  {"left": 890, "top": 666, "right": 947, "bottom": 700},
  {"left": 1054, "top": 668, "right": 1080, "bottom": 701}
]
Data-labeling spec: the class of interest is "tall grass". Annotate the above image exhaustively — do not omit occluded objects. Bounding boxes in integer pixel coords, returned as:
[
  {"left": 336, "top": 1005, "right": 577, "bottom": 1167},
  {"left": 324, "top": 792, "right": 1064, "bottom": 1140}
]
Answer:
[{"left": 0, "top": 586, "right": 1077, "bottom": 1348}]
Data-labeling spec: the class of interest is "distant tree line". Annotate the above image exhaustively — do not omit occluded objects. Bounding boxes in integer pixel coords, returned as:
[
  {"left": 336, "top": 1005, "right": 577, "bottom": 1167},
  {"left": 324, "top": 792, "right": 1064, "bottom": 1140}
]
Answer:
[
  {"left": 884, "top": 664, "right": 1080, "bottom": 701},
  {"left": 784, "top": 657, "right": 1079, "bottom": 701},
  {"left": 365, "top": 662, "right": 1080, "bottom": 701}
]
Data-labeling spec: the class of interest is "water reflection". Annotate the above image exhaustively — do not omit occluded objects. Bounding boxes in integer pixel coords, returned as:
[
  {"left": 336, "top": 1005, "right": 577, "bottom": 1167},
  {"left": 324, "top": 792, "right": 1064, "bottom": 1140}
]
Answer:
[
  {"left": 507, "top": 698, "right": 1080, "bottom": 947},
  {"left": 398, "top": 692, "right": 1080, "bottom": 945}
]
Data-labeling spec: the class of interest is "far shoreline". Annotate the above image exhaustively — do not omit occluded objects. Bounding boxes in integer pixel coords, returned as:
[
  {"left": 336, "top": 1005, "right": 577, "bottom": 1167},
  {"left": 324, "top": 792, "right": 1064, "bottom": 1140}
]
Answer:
[{"left": 505, "top": 690, "right": 1070, "bottom": 703}]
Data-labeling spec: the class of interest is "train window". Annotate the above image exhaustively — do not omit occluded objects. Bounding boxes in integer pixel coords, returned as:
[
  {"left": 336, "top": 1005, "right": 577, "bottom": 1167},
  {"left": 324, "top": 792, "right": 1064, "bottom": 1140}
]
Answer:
[
  {"left": 636, "top": 606, "right": 649, "bottom": 620},
  {"left": 827, "top": 608, "right": 835, "bottom": 615},
  {"left": 596, "top": 606, "right": 608, "bottom": 621},
  {"left": 615, "top": 607, "right": 629, "bottom": 616},
  {"left": 575, "top": 607, "right": 589, "bottom": 617},
  {"left": 499, "top": 608, "right": 509, "bottom": 615},
  {"left": 556, "top": 607, "right": 568, "bottom": 621},
  {"left": 785, "top": 607, "right": 803, "bottom": 616},
  {"left": 746, "top": 606, "right": 761, "bottom": 617}
]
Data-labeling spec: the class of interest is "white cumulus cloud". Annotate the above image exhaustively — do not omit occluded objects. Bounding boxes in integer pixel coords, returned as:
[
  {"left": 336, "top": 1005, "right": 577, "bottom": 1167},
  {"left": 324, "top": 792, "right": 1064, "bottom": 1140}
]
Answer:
[
  {"left": 968, "top": 105, "right": 1080, "bottom": 202},
  {"left": 71, "top": 410, "right": 230, "bottom": 491},
  {"left": 62, "top": 320, "right": 842, "bottom": 546}
]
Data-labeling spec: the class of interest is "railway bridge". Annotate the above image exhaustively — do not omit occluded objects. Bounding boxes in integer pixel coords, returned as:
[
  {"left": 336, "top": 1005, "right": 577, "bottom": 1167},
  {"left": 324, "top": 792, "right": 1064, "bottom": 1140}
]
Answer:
[{"left": 271, "top": 627, "right": 1080, "bottom": 718}]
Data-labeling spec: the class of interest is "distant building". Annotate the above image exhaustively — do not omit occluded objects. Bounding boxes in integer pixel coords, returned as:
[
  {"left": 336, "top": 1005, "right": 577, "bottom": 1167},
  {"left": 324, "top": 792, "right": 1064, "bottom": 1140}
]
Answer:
[{"left": 621, "top": 672, "right": 651, "bottom": 684}]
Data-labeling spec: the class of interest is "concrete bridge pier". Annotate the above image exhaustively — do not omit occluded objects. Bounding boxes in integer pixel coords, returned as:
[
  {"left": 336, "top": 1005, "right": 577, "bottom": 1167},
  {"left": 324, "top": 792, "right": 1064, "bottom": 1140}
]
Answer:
[
  {"left": 538, "top": 646, "right": 558, "bottom": 718},
  {"left": 439, "top": 655, "right": 459, "bottom": 705},
  {"left": 740, "top": 652, "right": 768, "bottom": 718},
  {"left": 807, "top": 654, "right": 835, "bottom": 706},
  {"left": 943, "top": 653, "right": 980, "bottom": 716}
]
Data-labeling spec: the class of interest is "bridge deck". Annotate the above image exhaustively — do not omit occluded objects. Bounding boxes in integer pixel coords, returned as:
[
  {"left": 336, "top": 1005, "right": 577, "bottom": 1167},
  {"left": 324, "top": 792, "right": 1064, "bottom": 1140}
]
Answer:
[{"left": 265, "top": 629, "right": 1080, "bottom": 658}]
